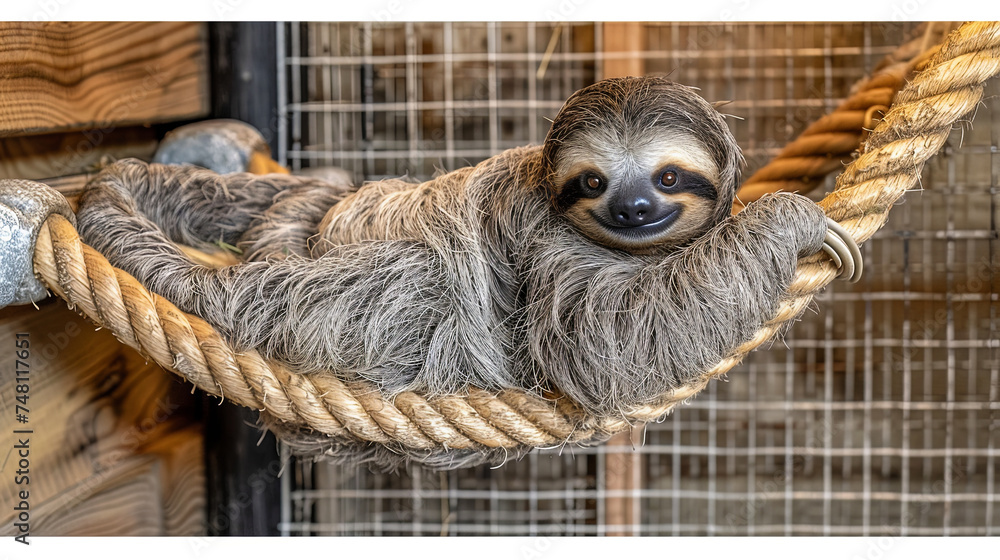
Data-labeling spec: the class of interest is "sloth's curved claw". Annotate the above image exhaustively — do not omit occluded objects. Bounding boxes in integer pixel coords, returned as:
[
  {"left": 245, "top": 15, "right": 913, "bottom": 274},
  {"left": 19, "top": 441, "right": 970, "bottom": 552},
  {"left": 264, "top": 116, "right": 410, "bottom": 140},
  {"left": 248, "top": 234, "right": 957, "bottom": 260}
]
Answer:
[
  {"left": 821, "top": 218, "right": 863, "bottom": 283},
  {"left": 0, "top": 180, "right": 76, "bottom": 308}
]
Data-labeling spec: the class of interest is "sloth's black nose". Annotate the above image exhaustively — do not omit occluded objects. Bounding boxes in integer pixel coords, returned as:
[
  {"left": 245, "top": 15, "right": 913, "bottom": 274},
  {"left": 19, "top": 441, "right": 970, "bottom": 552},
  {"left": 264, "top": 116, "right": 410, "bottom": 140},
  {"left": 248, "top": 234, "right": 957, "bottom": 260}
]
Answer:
[{"left": 612, "top": 197, "right": 652, "bottom": 226}]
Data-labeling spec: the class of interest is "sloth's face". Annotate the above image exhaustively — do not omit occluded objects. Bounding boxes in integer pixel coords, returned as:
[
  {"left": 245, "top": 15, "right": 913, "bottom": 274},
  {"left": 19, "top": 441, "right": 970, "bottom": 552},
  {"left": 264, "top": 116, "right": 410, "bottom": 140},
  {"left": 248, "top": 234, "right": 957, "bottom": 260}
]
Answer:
[{"left": 550, "top": 131, "right": 723, "bottom": 251}]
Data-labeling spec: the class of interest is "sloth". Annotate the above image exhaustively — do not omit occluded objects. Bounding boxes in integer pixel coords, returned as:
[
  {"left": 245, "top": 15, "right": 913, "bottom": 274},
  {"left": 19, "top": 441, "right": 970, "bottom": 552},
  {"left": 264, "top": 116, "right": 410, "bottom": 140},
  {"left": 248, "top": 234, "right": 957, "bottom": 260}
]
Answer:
[{"left": 76, "top": 77, "right": 828, "bottom": 464}]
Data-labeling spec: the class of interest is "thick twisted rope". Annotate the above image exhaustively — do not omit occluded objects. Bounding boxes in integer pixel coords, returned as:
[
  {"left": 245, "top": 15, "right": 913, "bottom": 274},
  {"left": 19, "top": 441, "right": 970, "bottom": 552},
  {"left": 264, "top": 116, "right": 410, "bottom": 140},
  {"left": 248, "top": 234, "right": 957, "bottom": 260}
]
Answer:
[
  {"left": 31, "top": 21, "right": 1000, "bottom": 452},
  {"left": 734, "top": 22, "right": 959, "bottom": 209},
  {"left": 33, "top": 215, "right": 623, "bottom": 448}
]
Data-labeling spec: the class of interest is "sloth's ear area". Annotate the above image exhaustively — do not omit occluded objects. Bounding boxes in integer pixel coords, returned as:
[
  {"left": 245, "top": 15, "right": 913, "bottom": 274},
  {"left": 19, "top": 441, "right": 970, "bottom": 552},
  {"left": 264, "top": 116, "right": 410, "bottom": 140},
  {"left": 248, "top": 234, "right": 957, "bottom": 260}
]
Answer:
[
  {"left": 543, "top": 171, "right": 562, "bottom": 207},
  {"left": 540, "top": 143, "right": 563, "bottom": 201},
  {"left": 541, "top": 178, "right": 563, "bottom": 213}
]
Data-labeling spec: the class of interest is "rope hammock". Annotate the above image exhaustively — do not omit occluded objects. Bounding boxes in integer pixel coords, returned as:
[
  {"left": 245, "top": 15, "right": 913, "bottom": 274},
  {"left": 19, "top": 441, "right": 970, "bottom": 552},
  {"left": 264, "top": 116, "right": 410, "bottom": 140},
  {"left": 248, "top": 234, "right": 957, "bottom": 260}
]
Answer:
[{"left": 18, "top": 21, "right": 1000, "bottom": 460}]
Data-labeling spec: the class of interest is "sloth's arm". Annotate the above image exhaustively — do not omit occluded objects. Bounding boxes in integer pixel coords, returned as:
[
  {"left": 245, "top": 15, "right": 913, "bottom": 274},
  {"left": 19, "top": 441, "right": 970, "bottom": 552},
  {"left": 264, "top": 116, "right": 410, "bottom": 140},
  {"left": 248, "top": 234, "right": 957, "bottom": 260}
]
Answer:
[
  {"left": 520, "top": 193, "right": 828, "bottom": 415},
  {"left": 317, "top": 177, "right": 436, "bottom": 246}
]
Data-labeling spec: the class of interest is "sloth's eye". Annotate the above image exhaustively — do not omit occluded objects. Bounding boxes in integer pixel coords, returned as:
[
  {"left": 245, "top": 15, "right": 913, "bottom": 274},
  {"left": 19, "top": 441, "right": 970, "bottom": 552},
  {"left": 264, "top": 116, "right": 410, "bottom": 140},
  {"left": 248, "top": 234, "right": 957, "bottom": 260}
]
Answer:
[
  {"left": 580, "top": 174, "right": 605, "bottom": 197},
  {"left": 660, "top": 170, "right": 678, "bottom": 188}
]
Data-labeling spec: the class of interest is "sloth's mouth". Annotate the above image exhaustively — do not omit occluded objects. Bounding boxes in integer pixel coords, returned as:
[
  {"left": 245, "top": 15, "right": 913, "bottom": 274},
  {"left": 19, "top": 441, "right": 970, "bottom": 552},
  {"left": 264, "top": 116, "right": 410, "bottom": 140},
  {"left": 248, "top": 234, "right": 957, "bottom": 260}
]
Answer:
[{"left": 592, "top": 206, "right": 681, "bottom": 239}]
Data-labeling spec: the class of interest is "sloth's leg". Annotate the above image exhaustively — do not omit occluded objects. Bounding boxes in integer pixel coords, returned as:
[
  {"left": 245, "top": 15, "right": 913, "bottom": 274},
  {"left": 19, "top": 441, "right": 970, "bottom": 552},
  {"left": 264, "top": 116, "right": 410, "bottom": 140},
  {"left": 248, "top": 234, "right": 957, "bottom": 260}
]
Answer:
[
  {"left": 77, "top": 164, "right": 220, "bottom": 311},
  {"left": 81, "top": 200, "right": 475, "bottom": 392},
  {"left": 520, "top": 192, "right": 829, "bottom": 416},
  {"left": 191, "top": 241, "right": 456, "bottom": 392},
  {"left": 78, "top": 167, "right": 496, "bottom": 393},
  {"left": 78, "top": 158, "right": 348, "bottom": 254}
]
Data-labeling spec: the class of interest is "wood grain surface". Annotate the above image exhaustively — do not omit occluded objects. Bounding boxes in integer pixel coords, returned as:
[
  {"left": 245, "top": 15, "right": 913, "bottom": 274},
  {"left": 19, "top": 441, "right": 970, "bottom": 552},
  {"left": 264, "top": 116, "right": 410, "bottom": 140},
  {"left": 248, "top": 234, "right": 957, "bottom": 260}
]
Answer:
[
  {"left": 0, "top": 22, "right": 209, "bottom": 137},
  {"left": 0, "top": 300, "right": 205, "bottom": 535}
]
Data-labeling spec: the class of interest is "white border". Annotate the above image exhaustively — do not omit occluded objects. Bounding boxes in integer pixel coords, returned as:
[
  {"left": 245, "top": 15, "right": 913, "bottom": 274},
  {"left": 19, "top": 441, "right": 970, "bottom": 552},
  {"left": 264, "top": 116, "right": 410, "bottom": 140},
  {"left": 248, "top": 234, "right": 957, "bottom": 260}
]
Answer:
[
  {"left": 1, "top": 535, "right": 992, "bottom": 559},
  {"left": 0, "top": 1, "right": 993, "bottom": 23}
]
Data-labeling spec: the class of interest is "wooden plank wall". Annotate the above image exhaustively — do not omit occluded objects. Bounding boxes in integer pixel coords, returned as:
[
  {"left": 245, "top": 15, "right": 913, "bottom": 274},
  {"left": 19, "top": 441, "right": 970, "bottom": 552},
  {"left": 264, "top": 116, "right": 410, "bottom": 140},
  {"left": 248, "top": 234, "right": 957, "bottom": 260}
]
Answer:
[
  {"left": 0, "top": 301, "right": 207, "bottom": 536},
  {"left": 0, "top": 22, "right": 207, "bottom": 136},
  {"left": 0, "top": 22, "right": 208, "bottom": 181},
  {"left": 0, "top": 22, "right": 210, "bottom": 537}
]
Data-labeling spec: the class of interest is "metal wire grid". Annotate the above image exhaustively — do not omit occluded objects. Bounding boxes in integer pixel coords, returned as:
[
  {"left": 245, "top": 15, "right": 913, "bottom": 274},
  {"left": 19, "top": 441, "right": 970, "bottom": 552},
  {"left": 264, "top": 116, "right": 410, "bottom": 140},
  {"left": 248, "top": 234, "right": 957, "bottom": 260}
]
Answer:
[
  {"left": 278, "top": 21, "right": 598, "bottom": 182},
  {"left": 276, "top": 22, "right": 999, "bottom": 536}
]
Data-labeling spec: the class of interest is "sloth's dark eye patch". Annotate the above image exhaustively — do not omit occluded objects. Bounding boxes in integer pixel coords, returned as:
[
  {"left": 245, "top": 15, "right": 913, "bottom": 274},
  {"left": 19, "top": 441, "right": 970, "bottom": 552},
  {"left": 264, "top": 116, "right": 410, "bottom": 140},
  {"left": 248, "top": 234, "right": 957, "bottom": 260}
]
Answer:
[
  {"left": 555, "top": 171, "right": 607, "bottom": 211},
  {"left": 652, "top": 166, "right": 717, "bottom": 201}
]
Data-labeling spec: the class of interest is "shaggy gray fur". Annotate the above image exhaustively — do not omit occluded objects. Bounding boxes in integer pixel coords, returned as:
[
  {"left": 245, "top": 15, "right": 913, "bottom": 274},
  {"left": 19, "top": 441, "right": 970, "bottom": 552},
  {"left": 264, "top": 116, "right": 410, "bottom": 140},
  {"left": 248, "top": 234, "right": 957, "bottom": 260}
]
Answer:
[{"left": 75, "top": 77, "right": 829, "bottom": 470}]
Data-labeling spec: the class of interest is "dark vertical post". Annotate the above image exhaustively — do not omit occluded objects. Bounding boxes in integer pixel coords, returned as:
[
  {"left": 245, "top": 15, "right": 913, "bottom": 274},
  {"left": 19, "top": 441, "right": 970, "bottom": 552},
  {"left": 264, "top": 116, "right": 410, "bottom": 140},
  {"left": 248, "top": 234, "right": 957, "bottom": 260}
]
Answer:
[
  {"left": 202, "top": 21, "right": 284, "bottom": 536},
  {"left": 210, "top": 22, "right": 282, "bottom": 149}
]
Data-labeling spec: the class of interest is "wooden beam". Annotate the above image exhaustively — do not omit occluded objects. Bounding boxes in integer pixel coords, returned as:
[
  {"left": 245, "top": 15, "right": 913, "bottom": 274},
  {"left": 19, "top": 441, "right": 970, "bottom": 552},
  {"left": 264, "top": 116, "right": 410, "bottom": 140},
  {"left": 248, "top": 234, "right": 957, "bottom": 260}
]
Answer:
[
  {"left": 600, "top": 22, "right": 647, "bottom": 537},
  {"left": 0, "top": 127, "right": 157, "bottom": 181},
  {"left": 601, "top": 23, "right": 646, "bottom": 79},
  {"left": 603, "top": 426, "right": 643, "bottom": 536},
  {"left": 0, "top": 22, "right": 209, "bottom": 137},
  {"left": 209, "top": 22, "right": 281, "bottom": 152}
]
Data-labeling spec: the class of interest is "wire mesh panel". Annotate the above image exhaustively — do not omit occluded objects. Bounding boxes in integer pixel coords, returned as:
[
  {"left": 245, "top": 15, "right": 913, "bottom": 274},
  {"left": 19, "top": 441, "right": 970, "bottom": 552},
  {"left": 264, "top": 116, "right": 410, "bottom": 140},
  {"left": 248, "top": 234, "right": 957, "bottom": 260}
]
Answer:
[
  {"left": 279, "top": 22, "right": 598, "bottom": 181},
  {"left": 277, "top": 21, "right": 999, "bottom": 536}
]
